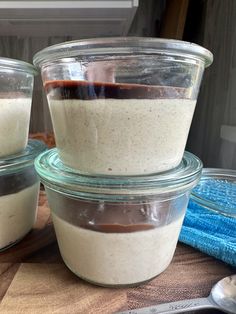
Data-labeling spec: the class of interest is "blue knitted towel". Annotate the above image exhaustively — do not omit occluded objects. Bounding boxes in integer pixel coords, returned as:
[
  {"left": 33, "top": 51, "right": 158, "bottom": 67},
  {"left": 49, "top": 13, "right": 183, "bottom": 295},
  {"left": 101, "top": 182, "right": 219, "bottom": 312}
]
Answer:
[{"left": 179, "top": 199, "right": 236, "bottom": 267}]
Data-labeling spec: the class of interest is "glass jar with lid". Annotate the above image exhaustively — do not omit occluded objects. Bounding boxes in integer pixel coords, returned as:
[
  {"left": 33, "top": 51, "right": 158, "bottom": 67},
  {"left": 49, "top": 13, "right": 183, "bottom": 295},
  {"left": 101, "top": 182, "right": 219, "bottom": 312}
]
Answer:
[
  {"left": 33, "top": 37, "right": 212, "bottom": 175},
  {"left": 35, "top": 149, "right": 202, "bottom": 287}
]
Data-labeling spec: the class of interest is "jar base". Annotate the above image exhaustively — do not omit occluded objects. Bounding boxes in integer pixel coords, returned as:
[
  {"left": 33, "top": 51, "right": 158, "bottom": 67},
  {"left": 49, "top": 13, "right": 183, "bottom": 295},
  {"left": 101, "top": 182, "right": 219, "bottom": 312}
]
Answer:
[
  {"left": 0, "top": 229, "right": 32, "bottom": 252},
  {"left": 63, "top": 260, "right": 168, "bottom": 288}
]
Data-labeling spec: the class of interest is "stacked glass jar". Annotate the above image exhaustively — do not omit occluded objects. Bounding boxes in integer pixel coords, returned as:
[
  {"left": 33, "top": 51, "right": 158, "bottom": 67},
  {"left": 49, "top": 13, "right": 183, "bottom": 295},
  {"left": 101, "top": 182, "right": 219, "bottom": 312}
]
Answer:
[
  {"left": 0, "top": 57, "right": 46, "bottom": 251},
  {"left": 33, "top": 38, "right": 213, "bottom": 287}
]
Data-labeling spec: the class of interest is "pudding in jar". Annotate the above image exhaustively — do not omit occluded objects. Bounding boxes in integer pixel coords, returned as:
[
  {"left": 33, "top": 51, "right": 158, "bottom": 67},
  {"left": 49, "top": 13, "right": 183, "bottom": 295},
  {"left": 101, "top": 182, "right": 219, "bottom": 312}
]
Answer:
[
  {"left": 0, "top": 57, "right": 37, "bottom": 157},
  {"left": 33, "top": 37, "right": 213, "bottom": 175},
  {"left": 0, "top": 180, "right": 39, "bottom": 250},
  {"left": 0, "top": 140, "right": 46, "bottom": 251},
  {"left": 35, "top": 149, "right": 202, "bottom": 287},
  {"left": 51, "top": 211, "right": 185, "bottom": 286}
]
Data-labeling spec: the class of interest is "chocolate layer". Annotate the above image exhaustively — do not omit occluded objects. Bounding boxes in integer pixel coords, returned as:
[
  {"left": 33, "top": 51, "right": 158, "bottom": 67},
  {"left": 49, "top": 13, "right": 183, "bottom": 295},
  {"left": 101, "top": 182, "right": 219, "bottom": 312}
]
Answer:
[
  {"left": 79, "top": 223, "right": 154, "bottom": 233},
  {"left": 47, "top": 189, "right": 181, "bottom": 233},
  {"left": 0, "top": 167, "right": 37, "bottom": 197},
  {"left": 45, "top": 80, "right": 187, "bottom": 100}
]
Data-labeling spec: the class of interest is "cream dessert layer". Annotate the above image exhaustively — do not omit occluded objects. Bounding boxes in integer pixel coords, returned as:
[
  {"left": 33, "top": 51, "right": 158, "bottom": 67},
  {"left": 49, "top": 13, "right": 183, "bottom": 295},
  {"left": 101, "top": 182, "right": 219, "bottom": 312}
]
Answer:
[
  {"left": 46, "top": 80, "right": 196, "bottom": 175},
  {"left": 0, "top": 182, "right": 39, "bottom": 250},
  {"left": 0, "top": 98, "right": 31, "bottom": 157},
  {"left": 52, "top": 212, "right": 184, "bottom": 286}
]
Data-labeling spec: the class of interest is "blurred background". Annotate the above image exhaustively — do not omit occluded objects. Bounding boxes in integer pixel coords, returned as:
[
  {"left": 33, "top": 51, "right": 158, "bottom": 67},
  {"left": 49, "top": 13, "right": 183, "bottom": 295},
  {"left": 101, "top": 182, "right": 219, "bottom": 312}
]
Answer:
[{"left": 0, "top": 0, "right": 235, "bottom": 169}]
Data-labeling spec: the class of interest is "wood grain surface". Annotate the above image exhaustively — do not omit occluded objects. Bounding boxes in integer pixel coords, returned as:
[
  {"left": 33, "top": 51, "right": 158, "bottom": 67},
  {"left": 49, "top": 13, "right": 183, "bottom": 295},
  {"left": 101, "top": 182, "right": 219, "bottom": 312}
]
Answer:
[
  {"left": 0, "top": 190, "right": 234, "bottom": 313},
  {"left": 0, "top": 263, "right": 127, "bottom": 314}
]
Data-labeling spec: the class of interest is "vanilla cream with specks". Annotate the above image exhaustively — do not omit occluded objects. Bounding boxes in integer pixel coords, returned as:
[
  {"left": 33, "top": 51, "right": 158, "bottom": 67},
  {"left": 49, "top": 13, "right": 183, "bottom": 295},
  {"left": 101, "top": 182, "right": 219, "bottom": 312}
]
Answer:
[
  {"left": 0, "top": 166, "right": 39, "bottom": 250},
  {"left": 45, "top": 80, "right": 196, "bottom": 175},
  {"left": 0, "top": 182, "right": 39, "bottom": 250},
  {"left": 52, "top": 212, "right": 185, "bottom": 286},
  {"left": 0, "top": 98, "right": 32, "bottom": 157}
]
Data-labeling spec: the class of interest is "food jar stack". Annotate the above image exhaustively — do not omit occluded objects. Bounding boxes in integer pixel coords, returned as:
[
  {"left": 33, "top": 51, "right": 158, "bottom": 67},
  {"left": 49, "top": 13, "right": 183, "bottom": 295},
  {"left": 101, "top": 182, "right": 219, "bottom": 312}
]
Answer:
[
  {"left": 0, "top": 57, "right": 46, "bottom": 251},
  {"left": 33, "top": 38, "right": 213, "bottom": 287}
]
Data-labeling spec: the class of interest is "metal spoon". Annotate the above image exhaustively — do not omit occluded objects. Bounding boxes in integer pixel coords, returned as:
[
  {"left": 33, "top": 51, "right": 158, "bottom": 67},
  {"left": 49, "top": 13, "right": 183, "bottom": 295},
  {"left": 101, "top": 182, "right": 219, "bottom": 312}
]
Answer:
[{"left": 117, "top": 275, "right": 236, "bottom": 314}]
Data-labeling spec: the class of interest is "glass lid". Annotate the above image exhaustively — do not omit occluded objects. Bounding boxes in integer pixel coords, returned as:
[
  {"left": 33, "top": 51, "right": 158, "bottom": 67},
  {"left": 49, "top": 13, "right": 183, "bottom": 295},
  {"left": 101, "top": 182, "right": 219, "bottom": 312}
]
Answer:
[
  {"left": 0, "top": 140, "right": 47, "bottom": 174},
  {"left": 35, "top": 149, "right": 202, "bottom": 200},
  {"left": 0, "top": 57, "right": 38, "bottom": 75},
  {"left": 33, "top": 37, "right": 213, "bottom": 69},
  {"left": 190, "top": 168, "right": 236, "bottom": 218}
]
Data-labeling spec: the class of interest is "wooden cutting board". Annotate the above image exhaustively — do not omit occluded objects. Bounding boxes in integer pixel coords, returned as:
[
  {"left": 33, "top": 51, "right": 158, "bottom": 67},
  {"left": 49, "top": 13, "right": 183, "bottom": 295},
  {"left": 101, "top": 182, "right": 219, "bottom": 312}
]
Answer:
[
  {"left": 0, "top": 263, "right": 127, "bottom": 314},
  {"left": 0, "top": 258, "right": 231, "bottom": 314}
]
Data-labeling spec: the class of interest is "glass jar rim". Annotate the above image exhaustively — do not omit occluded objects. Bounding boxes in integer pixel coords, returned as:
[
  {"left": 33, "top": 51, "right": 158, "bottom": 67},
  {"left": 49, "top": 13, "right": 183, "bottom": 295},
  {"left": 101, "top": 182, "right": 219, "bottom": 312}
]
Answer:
[
  {"left": 190, "top": 168, "right": 236, "bottom": 218},
  {"left": 33, "top": 37, "right": 213, "bottom": 69},
  {"left": 0, "top": 57, "right": 38, "bottom": 76},
  {"left": 35, "top": 149, "right": 202, "bottom": 201},
  {"left": 0, "top": 140, "right": 47, "bottom": 174}
]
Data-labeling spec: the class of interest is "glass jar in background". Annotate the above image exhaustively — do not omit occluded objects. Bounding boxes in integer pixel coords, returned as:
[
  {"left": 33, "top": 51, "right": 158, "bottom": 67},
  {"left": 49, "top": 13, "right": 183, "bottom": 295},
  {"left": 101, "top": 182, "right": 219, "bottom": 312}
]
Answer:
[
  {"left": 35, "top": 149, "right": 202, "bottom": 287},
  {"left": 0, "top": 57, "right": 37, "bottom": 157},
  {"left": 0, "top": 140, "right": 46, "bottom": 251},
  {"left": 33, "top": 37, "right": 212, "bottom": 175},
  {"left": 190, "top": 168, "right": 236, "bottom": 218}
]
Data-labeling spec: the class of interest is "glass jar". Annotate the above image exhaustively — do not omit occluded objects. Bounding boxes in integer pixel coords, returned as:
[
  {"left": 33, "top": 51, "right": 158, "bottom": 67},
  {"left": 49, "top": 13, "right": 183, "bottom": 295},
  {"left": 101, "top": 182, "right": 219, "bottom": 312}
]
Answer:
[
  {"left": 35, "top": 149, "right": 202, "bottom": 287},
  {"left": 0, "top": 57, "right": 37, "bottom": 157},
  {"left": 0, "top": 140, "right": 46, "bottom": 251},
  {"left": 33, "top": 37, "right": 212, "bottom": 175},
  {"left": 190, "top": 168, "right": 236, "bottom": 218}
]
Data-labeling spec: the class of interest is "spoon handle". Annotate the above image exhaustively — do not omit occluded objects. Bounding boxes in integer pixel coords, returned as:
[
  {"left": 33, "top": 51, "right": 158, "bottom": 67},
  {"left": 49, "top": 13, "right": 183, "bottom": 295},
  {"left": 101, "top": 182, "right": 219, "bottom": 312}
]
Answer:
[{"left": 117, "top": 297, "right": 218, "bottom": 314}]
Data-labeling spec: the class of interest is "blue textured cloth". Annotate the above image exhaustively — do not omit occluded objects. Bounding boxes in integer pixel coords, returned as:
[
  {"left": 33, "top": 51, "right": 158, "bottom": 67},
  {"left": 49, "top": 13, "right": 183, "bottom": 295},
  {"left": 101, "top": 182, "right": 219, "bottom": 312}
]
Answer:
[{"left": 179, "top": 200, "right": 236, "bottom": 267}]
